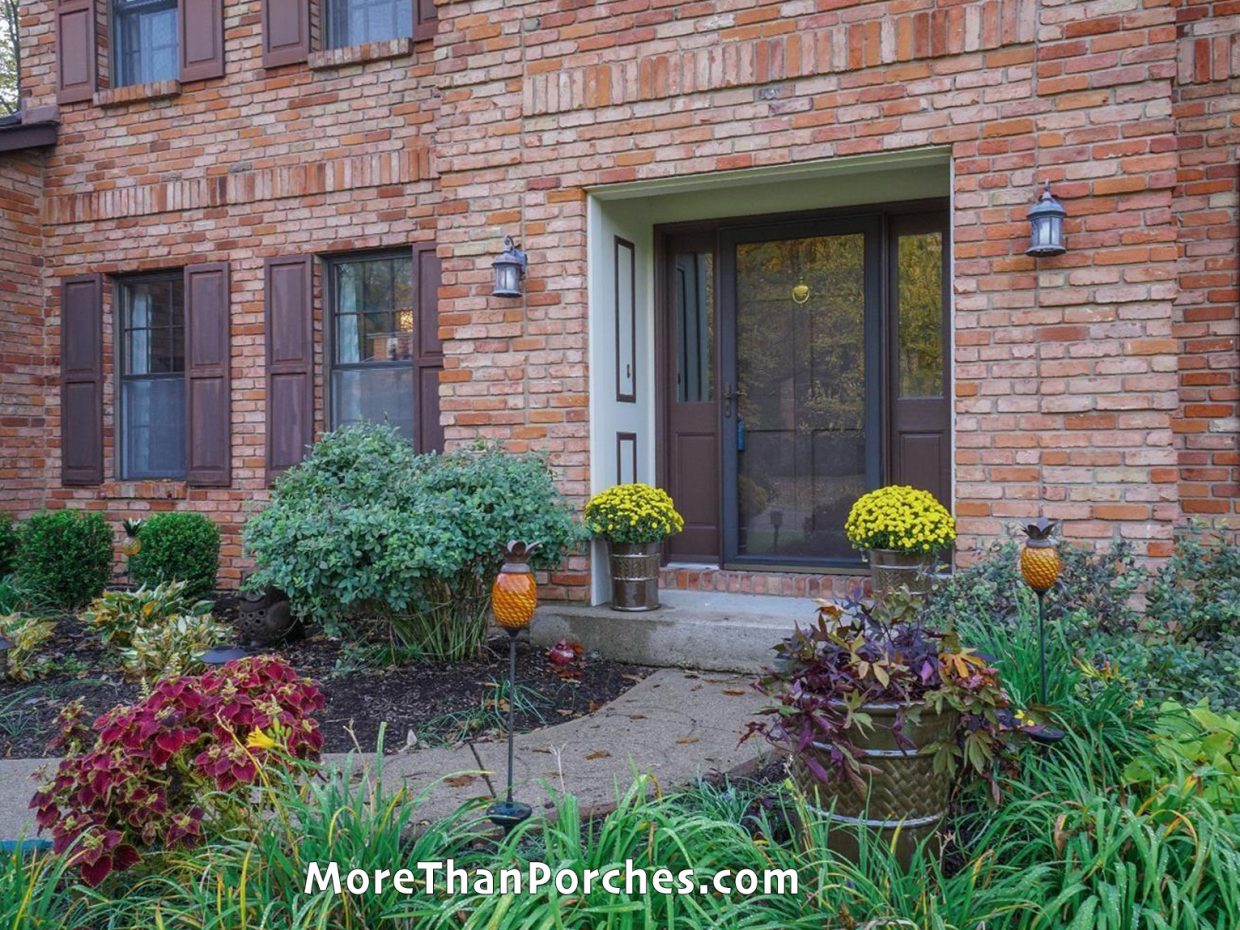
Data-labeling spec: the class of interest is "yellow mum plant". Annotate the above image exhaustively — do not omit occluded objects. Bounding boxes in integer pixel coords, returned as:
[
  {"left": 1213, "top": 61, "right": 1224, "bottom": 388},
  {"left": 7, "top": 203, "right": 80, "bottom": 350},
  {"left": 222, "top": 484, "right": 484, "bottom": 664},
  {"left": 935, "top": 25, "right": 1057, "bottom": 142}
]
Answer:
[
  {"left": 584, "top": 483, "right": 684, "bottom": 545},
  {"left": 844, "top": 485, "right": 955, "bottom": 554}
]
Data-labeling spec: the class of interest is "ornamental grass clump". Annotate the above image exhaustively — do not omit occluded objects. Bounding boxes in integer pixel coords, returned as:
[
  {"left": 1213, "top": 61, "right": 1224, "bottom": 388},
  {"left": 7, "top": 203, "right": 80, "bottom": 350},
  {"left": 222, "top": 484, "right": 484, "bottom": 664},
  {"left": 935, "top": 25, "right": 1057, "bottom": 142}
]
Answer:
[
  {"left": 844, "top": 485, "right": 955, "bottom": 554},
  {"left": 31, "top": 656, "right": 325, "bottom": 886},
  {"left": 583, "top": 483, "right": 684, "bottom": 544}
]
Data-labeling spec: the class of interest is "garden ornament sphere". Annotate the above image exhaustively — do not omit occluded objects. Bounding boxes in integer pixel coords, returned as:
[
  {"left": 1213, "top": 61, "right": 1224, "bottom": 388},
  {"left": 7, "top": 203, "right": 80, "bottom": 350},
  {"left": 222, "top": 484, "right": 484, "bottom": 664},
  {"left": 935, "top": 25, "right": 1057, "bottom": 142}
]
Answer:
[
  {"left": 1019, "top": 518, "right": 1061, "bottom": 593},
  {"left": 492, "top": 541, "right": 540, "bottom": 631}
]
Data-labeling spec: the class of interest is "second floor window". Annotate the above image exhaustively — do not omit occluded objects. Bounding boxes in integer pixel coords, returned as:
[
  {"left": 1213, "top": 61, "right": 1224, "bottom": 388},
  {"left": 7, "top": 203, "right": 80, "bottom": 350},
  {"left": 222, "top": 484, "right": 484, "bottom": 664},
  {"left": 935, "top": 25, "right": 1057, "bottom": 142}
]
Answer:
[
  {"left": 330, "top": 253, "right": 416, "bottom": 441},
  {"left": 118, "top": 273, "right": 187, "bottom": 479},
  {"left": 326, "top": 0, "right": 413, "bottom": 49},
  {"left": 113, "top": 0, "right": 179, "bottom": 86}
]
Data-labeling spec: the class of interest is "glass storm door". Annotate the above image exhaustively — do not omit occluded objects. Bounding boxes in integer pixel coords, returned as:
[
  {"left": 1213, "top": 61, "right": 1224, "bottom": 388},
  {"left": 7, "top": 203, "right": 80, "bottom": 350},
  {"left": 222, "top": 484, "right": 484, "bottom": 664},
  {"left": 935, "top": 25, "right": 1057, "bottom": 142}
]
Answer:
[{"left": 719, "top": 218, "right": 880, "bottom": 568}]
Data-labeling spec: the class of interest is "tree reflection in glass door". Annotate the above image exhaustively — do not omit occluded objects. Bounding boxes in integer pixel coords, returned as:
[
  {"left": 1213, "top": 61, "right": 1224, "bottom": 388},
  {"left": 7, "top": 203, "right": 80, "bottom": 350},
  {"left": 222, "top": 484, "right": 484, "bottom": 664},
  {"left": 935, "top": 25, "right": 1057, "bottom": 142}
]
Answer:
[{"left": 734, "top": 233, "right": 867, "bottom": 562}]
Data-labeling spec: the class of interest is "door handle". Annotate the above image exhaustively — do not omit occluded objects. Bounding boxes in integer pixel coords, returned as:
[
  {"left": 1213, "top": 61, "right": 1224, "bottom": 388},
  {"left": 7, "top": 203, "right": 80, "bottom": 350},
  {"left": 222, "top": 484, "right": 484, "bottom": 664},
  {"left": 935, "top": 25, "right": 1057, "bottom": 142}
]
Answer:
[{"left": 722, "top": 383, "right": 746, "bottom": 419}]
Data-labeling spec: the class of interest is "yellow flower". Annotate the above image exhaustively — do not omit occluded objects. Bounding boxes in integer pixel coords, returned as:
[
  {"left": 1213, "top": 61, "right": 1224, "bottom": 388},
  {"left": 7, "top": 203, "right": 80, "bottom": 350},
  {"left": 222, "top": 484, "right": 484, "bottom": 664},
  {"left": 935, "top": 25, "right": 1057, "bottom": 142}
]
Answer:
[{"left": 246, "top": 728, "right": 277, "bottom": 751}]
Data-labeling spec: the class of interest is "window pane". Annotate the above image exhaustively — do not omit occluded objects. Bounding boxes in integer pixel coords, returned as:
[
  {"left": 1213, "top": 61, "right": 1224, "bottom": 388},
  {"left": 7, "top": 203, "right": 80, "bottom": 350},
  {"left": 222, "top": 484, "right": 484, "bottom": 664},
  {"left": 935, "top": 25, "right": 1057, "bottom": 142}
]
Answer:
[
  {"left": 672, "top": 250, "right": 713, "bottom": 403},
  {"left": 896, "top": 231, "right": 944, "bottom": 397},
  {"left": 326, "top": 0, "right": 412, "bottom": 47},
  {"left": 122, "top": 277, "right": 184, "bottom": 375},
  {"left": 331, "top": 367, "right": 415, "bottom": 440},
  {"left": 121, "top": 378, "right": 186, "bottom": 479},
  {"left": 114, "top": 0, "right": 179, "bottom": 86}
]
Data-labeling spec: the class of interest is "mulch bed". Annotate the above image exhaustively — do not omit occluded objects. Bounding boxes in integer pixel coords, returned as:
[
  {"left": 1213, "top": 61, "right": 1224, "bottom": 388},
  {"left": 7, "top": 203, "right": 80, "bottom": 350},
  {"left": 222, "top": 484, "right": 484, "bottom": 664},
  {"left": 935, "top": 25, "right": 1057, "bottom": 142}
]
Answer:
[{"left": 0, "top": 603, "right": 653, "bottom": 760}]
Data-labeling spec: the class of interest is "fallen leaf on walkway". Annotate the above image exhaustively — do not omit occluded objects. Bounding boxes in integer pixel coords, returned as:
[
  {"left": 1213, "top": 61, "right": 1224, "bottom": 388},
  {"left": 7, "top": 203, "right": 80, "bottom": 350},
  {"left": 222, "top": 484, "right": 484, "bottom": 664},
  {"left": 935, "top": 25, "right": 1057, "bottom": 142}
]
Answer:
[
  {"left": 443, "top": 774, "right": 476, "bottom": 788},
  {"left": 676, "top": 737, "right": 700, "bottom": 745},
  {"left": 621, "top": 674, "right": 644, "bottom": 683},
  {"left": 585, "top": 750, "right": 611, "bottom": 760},
  {"left": 627, "top": 714, "right": 647, "bottom": 720},
  {"left": 721, "top": 689, "right": 747, "bottom": 697}
]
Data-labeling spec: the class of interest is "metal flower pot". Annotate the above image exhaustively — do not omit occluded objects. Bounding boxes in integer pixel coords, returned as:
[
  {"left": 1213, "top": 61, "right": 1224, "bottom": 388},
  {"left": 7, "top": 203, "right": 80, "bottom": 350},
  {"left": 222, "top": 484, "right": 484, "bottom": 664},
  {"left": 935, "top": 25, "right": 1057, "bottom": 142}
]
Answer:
[
  {"left": 792, "top": 700, "right": 958, "bottom": 868},
  {"left": 608, "top": 541, "right": 661, "bottom": 612},
  {"left": 868, "top": 548, "right": 934, "bottom": 598}
]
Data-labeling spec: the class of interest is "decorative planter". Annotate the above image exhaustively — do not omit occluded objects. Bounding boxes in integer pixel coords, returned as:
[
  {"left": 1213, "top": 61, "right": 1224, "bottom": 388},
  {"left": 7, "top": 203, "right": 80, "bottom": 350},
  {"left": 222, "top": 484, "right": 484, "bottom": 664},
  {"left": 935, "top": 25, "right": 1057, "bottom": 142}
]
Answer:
[
  {"left": 868, "top": 548, "right": 934, "bottom": 598},
  {"left": 608, "top": 541, "right": 661, "bottom": 612},
  {"left": 236, "top": 586, "right": 301, "bottom": 647},
  {"left": 792, "top": 700, "right": 958, "bottom": 868}
]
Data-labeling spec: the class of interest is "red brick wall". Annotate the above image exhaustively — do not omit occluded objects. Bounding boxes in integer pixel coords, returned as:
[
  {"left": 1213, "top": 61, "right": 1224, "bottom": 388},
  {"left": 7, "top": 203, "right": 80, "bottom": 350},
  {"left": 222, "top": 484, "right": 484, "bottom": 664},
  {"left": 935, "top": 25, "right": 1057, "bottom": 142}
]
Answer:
[
  {"left": 0, "top": 151, "right": 50, "bottom": 510},
  {"left": 1174, "top": 0, "right": 1240, "bottom": 525},
  {"left": 1, "top": 0, "right": 1236, "bottom": 597}
]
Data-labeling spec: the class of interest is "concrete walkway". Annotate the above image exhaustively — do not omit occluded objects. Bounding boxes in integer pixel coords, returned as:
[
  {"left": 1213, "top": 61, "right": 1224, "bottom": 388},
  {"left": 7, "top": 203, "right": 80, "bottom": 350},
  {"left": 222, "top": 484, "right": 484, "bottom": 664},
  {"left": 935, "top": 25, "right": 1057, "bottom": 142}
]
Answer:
[{"left": 0, "top": 669, "right": 771, "bottom": 840}]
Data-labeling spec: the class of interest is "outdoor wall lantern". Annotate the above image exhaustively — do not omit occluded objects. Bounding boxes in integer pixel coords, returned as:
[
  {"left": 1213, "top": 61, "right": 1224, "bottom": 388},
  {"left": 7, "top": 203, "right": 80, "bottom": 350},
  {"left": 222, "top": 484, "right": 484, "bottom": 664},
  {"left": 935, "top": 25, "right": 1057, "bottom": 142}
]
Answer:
[
  {"left": 1026, "top": 182, "right": 1067, "bottom": 258},
  {"left": 492, "top": 235, "right": 528, "bottom": 298}
]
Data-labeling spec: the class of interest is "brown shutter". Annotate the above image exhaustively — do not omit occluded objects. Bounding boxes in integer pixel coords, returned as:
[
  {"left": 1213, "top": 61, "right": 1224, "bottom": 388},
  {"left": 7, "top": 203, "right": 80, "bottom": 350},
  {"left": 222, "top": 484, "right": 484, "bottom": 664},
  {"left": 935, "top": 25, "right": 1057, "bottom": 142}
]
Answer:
[
  {"left": 60, "top": 275, "right": 104, "bottom": 485},
  {"left": 265, "top": 256, "right": 314, "bottom": 479},
  {"left": 413, "top": 243, "right": 443, "bottom": 453},
  {"left": 179, "top": 0, "right": 225, "bottom": 82},
  {"left": 56, "top": 0, "right": 97, "bottom": 103},
  {"left": 262, "top": 0, "right": 310, "bottom": 68},
  {"left": 184, "top": 263, "right": 231, "bottom": 487},
  {"left": 889, "top": 212, "right": 951, "bottom": 510},
  {"left": 415, "top": 0, "right": 437, "bottom": 41}
]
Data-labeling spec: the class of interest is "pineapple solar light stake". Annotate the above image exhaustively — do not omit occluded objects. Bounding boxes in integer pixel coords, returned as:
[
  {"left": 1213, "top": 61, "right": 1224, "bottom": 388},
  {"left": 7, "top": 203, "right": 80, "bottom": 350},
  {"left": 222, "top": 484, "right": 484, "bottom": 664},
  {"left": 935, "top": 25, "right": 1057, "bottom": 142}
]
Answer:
[
  {"left": 1020, "top": 518, "right": 1062, "bottom": 705},
  {"left": 488, "top": 541, "right": 540, "bottom": 833}
]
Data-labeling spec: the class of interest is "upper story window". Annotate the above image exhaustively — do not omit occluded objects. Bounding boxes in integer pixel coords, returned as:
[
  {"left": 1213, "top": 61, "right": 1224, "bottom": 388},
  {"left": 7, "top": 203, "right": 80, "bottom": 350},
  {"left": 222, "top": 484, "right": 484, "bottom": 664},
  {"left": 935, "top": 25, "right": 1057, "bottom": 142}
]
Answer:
[
  {"left": 117, "top": 272, "right": 187, "bottom": 479},
  {"left": 329, "top": 252, "right": 416, "bottom": 440},
  {"left": 325, "top": 0, "right": 413, "bottom": 49},
  {"left": 112, "top": 0, "right": 180, "bottom": 87}
]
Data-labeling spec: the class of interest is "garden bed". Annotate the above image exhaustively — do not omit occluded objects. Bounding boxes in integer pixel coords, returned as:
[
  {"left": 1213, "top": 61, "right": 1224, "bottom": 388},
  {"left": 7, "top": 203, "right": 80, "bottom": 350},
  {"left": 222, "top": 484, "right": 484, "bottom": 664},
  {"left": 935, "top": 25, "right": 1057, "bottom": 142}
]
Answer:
[{"left": 0, "top": 610, "right": 653, "bottom": 759}]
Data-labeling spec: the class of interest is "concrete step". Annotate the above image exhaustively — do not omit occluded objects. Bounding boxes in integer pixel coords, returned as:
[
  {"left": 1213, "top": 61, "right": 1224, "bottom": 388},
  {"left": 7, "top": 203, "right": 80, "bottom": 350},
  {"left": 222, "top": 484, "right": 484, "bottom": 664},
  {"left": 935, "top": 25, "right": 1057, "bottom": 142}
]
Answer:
[{"left": 531, "top": 589, "right": 820, "bottom": 673}]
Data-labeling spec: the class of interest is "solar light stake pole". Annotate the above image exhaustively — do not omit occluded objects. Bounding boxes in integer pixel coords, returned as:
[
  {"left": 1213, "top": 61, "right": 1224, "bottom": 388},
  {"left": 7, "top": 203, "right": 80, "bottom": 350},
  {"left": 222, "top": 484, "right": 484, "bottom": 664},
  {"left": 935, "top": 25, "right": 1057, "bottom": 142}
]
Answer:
[
  {"left": 505, "top": 628, "right": 518, "bottom": 805},
  {"left": 1037, "top": 590, "right": 1048, "bottom": 706}
]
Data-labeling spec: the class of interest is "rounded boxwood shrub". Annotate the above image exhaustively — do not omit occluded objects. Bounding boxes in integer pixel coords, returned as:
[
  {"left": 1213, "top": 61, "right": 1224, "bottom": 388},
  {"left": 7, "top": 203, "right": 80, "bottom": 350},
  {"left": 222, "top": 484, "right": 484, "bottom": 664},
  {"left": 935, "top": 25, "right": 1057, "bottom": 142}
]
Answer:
[
  {"left": 15, "top": 510, "right": 114, "bottom": 610},
  {"left": 128, "top": 512, "right": 221, "bottom": 600},
  {"left": 243, "top": 424, "right": 580, "bottom": 662}
]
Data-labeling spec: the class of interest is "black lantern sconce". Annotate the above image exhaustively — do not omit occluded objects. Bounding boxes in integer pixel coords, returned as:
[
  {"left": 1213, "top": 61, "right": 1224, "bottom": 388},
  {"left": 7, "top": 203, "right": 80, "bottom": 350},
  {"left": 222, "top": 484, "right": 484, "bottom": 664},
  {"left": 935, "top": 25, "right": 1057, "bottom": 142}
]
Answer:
[
  {"left": 492, "top": 235, "right": 528, "bottom": 298},
  {"left": 1026, "top": 182, "right": 1067, "bottom": 258}
]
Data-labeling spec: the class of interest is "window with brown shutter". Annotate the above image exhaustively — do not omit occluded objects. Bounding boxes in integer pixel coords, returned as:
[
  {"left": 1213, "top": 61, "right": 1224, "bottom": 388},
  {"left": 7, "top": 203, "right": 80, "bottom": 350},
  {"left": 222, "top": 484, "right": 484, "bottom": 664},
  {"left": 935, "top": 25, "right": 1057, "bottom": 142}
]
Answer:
[
  {"left": 56, "top": 0, "right": 98, "bottom": 103},
  {"left": 184, "top": 263, "right": 231, "bottom": 487},
  {"left": 179, "top": 0, "right": 225, "bottom": 82},
  {"left": 60, "top": 275, "right": 104, "bottom": 486},
  {"left": 413, "top": 242, "right": 443, "bottom": 453},
  {"left": 262, "top": 0, "right": 310, "bottom": 67},
  {"left": 265, "top": 255, "right": 314, "bottom": 478}
]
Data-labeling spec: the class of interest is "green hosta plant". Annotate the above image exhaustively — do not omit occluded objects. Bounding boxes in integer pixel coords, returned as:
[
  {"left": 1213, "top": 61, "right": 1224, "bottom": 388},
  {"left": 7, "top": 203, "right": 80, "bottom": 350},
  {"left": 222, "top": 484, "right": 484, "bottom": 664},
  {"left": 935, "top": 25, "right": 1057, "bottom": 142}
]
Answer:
[
  {"left": 81, "top": 581, "right": 213, "bottom": 650},
  {"left": 0, "top": 613, "right": 55, "bottom": 681},
  {"left": 1123, "top": 701, "right": 1240, "bottom": 813},
  {"left": 244, "top": 424, "right": 579, "bottom": 662},
  {"left": 120, "top": 612, "right": 233, "bottom": 690}
]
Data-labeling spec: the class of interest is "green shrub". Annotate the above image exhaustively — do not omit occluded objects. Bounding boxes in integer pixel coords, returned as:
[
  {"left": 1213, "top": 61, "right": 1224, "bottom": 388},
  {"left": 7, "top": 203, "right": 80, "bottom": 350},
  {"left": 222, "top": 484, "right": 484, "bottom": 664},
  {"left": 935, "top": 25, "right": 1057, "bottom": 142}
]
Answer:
[
  {"left": 127, "top": 512, "right": 220, "bottom": 599},
  {"left": 1146, "top": 525, "right": 1240, "bottom": 639},
  {"left": 1082, "top": 631, "right": 1240, "bottom": 710},
  {"left": 14, "top": 510, "right": 113, "bottom": 610},
  {"left": 0, "top": 513, "right": 17, "bottom": 576},
  {"left": 244, "top": 424, "right": 580, "bottom": 661},
  {"left": 81, "top": 581, "right": 214, "bottom": 650}
]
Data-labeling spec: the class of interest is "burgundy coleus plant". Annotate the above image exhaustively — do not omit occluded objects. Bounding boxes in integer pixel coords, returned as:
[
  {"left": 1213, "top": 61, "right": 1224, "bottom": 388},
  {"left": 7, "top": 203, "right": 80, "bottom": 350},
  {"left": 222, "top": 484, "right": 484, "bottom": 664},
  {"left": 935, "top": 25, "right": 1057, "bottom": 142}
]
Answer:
[{"left": 31, "top": 655, "right": 325, "bottom": 886}]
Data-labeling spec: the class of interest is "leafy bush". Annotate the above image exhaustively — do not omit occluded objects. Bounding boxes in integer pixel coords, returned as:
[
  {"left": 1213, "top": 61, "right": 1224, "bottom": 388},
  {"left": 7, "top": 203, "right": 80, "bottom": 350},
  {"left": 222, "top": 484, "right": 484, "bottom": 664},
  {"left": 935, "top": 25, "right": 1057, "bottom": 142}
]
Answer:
[
  {"left": 1123, "top": 701, "right": 1240, "bottom": 813},
  {"left": 0, "top": 613, "right": 55, "bottom": 681},
  {"left": 0, "top": 513, "right": 17, "bottom": 577},
  {"left": 1146, "top": 525, "right": 1240, "bottom": 639},
  {"left": 127, "top": 512, "right": 220, "bottom": 600},
  {"left": 14, "top": 510, "right": 113, "bottom": 610},
  {"left": 81, "top": 581, "right": 213, "bottom": 650},
  {"left": 1083, "top": 631, "right": 1240, "bottom": 711},
  {"left": 32, "top": 656, "right": 325, "bottom": 886},
  {"left": 933, "top": 537, "right": 1142, "bottom": 634},
  {"left": 244, "top": 424, "right": 579, "bottom": 661},
  {"left": 120, "top": 612, "right": 232, "bottom": 690}
]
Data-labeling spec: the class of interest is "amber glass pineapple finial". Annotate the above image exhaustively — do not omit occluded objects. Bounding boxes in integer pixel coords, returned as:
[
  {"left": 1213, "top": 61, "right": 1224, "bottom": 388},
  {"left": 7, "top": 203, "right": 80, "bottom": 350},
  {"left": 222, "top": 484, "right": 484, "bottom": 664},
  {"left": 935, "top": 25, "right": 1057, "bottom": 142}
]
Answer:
[
  {"left": 1019, "top": 518, "right": 1061, "bottom": 593},
  {"left": 491, "top": 541, "right": 541, "bottom": 631}
]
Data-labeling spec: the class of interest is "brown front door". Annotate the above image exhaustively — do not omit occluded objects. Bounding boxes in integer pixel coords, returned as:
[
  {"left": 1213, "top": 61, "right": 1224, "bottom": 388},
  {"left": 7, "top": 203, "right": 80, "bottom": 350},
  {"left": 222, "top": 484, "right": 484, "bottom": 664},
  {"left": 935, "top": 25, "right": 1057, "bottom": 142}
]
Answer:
[{"left": 659, "top": 232, "right": 721, "bottom": 562}]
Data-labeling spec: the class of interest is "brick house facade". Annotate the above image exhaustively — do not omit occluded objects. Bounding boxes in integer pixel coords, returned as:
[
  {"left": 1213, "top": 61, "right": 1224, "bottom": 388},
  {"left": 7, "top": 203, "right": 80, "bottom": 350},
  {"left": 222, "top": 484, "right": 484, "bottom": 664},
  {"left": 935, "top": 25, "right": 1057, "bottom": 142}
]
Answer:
[{"left": 0, "top": 0, "right": 1236, "bottom": 603}]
